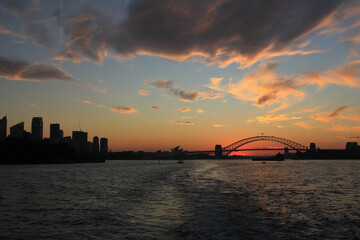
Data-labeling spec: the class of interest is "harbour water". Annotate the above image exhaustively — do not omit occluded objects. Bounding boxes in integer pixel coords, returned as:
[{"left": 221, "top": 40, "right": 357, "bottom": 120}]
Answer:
[{"left": 0, "top": 160, "right": 359, "bottom": 239}]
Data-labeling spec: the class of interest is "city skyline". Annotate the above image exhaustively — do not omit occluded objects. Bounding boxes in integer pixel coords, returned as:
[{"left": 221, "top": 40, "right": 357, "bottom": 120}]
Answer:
[
  {"left": 1, "top": 0, "right": 360, "bottom": 152},
  {"left": 1, "top": 115, "right": 108, "bottom": 154}
]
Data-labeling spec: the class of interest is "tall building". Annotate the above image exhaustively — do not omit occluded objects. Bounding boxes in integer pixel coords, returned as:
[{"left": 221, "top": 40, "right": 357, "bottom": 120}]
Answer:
[
  {"left": 93, "top": 136, "right": 99, "bottom": 153},
  {"left": 0, "top": 116, "right": 6, "bottom": 141},
  {"left": 100, "top": 138, "right": 108, "bottom": 155},
  {"left": 50, "top": 123, "right": 61, "bottom": 141},
  {"left": 9, "top": 122, "right": 24, "bottom": 139},
  {"left": 72, "top": 131, "right": 88, "bottom": 153},
  {"left": 31, "top": 117, "right": 43, "bottom": 141}
]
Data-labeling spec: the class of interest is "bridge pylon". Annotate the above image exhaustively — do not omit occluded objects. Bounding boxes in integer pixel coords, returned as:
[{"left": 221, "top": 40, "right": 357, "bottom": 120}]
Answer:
[{"left": 215, "top": 145, "right": 223, "bottom": 159}]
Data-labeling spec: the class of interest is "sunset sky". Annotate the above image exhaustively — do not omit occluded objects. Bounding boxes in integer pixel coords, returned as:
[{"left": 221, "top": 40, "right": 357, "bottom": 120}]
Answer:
[{"left": 1, "top": 0, "right": 360, "bottom": 152}]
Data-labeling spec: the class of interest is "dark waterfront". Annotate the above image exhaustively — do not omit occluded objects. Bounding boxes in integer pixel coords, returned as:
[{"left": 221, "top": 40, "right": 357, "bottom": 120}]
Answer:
[{"left": 1, "top": 160, "right": 360, "bottom": 239}]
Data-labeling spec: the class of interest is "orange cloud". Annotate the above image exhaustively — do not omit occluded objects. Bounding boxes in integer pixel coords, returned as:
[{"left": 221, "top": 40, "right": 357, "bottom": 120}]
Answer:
[
  {"left": 311, "top": 106, "right": 348, "bottom": 122},
  {"left": 109, "top": 107, "right": 137, "bottom": 114},
  {"left": 197, "top": 109, "right": 206, "bottom": 113},
  {"left": 207, "top": 60, "right": 360, "bottom": 111},
  {"left": 170, "top": 120, "right": 194, "bottom": 125},
  {"left": 255, "top": 114, "right": 290, "bottom": 123},
  {"left": 178, "top": 107, "right": 191, "bottom": 112},
  {"left": 212, "top": 124, "right": 226, "bottom": 128},
  {"left": 311, "top": 106, "right": 360, "bottom": 122},
  {"left": 207, "top": 62, "right": 305, "bottom": 111},
  {"left": 138, "top": 89, "right": 149, "bottom": 96},
  {"left": 292, "top": 105, "right": 324, "bottom": 114},
  {"left": 303, "top": 61, "right": 360, "bottom": 88}
]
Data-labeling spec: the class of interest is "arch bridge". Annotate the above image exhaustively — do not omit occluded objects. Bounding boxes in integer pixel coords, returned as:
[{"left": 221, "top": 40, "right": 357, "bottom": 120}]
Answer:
[{"left": 216, "top": 136, "right": 308, "bottom": 158}]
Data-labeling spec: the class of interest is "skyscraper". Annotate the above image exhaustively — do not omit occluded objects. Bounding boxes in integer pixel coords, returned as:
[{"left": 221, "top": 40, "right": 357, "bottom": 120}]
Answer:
[
  {"left": 72, "top": 131, "right": 88, "bottom": 153},
  {"left": 31, "top": 117, "right": 43, "bottom": 141},
  {"left": 0, "top": 116, "right": 6, "bottom": 141},
  {"left": 50, "top": 123, "right": 61, "bottom": 141},
  {"left": 100, "top": 138, "right": 108, "bottom": 155},
  {"left": 93, "top": 136, "right": 99, "bottom": 153},
  {"left": 9, "top": 122, "right": 24, "bottom": 139}
]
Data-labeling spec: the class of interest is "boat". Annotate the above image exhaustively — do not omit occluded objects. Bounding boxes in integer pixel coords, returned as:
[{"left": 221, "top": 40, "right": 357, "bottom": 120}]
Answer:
[
  {"left": 252, "top": 153, "right": 284, "bottom": 161},
  {"left": 177, "top": 159, "right": 184, "bottom": 164}
]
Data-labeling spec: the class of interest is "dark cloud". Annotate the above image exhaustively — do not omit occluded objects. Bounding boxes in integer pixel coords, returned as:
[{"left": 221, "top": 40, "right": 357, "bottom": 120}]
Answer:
[
  {"left": 25, "top": 23, "right": 53, "bottom": 48},
  {"left": 107, "top": 0, "right": 345, "bottom": 67},
  {"left": 258, "top": 90, "right": 279, "bottom": 106},
  {"left": 150, "top": 104, "right": 161, "bottom": 110},
  {"left": 56, "top": 10, "right": 110, "bottom": 63},
  {"left": 149, "top": 79, "right": 175, "bottom": 89},
  {"left": 311, "top": 106, "right": 352, "bottom": 122},
  {"left": 2, "top": 0, "right": 349, "bottom": 67},
  {"left": 170, "top": 88, "right": 201, "bottom": 102},
  {"left": 328, "top": 106, "right": 348, "bottom": 117},
  {"left": 0, "top": 0, "right": 40, "bottom": 16},
  {"left": 21, "top": 63, "right": 75, "bottom": 82},
  {"left": 0, "top": 56, "right": 75, "bottom": 82},
  {"left": 0, "top": 57, "right": 27, "bottom": 78},
  {"left": 147, "top": 79, "right": 222, "bottom": 102},
  {"left": 170, "top": 120, "right": 194, "bottom": 125}
]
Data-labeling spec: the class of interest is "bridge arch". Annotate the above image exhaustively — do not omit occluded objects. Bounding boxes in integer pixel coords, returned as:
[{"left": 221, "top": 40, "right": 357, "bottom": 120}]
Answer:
[{"left": 222, "top": 136, "right": 308, "bottom": 156}]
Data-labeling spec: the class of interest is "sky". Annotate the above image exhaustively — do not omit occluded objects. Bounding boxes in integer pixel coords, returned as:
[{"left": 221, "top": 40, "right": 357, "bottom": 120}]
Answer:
[{"left": 0, "top": 0, "right": 360, "bottom": 152}]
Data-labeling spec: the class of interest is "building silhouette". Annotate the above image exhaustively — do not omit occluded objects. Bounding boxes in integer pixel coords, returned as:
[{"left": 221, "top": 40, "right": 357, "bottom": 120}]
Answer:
[
  {"left": 9, "top": 122, "right": 24, "bottom": 139},
  {"left": 100, "top": 138, "right": 108, "bottom": 155},
  {"left": 31, "top": 117, "right": 43, "bottom": 141},
  {"left": 0, "top": 116, "right": 6, "bottom": 141},
  {"left": 93, "top": 136, "right": 99, "bottom": 153},
  {"left": 50, "top": 123, "right": 62, "bottom": 141},
  {"left": 72, "top": 130, "right": 88, "bottom": 153}
]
